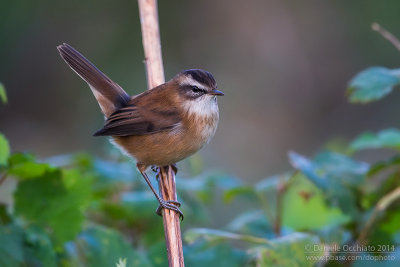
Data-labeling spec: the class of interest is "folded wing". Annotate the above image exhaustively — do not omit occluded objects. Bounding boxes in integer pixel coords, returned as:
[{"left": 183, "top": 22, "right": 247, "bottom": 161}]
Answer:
[{"left": 93, "top": 99, "right": 181, "bottom": 136}]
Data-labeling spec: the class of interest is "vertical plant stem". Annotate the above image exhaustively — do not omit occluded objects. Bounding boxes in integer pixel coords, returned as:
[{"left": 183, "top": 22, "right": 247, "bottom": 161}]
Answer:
[
  {"left": 138, "top": 0, "right": 165, "bottom": 88},
  {"left": 159, "top": 166, "right": 185, "bottom": 266},
  {"left": 137, "top": 0, "right": 185, "bottom": 266}
]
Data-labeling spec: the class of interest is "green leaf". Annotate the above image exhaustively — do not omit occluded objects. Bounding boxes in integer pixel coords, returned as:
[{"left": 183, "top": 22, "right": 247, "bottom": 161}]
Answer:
[
  {"left": 362, "top": 171, "right": 400, "bottom": 210},
  {"left": 288, "top": 151, "right": 368, "bottom": 217},
  {"left": 349, "top": 128, "right": 400, "bottom": 152},
  {"left": 177, "top": 172, "right": 242, "bottom": 216},
  {"left": 0, "top": 224, "right": 24, "bottom": 266},
  {"left": 282, "top": 175, "right": 350, "bottom": 230},
  {"left": 0, "top": 133, "right": 10, "bottom": 166},
  {"left": 223, "top": 186, "right": 256, "bottom": 203},
  {"left": 92, "top": 158, "right": 137, "bottom": 182},
  {"left": 226, "top": 210, "right": 273, "bottom": 238},
  {"left": 119, "top": 191, "right": 160, "bottom": 220},
  {"left": 98, "top": 191, "right": 165, "bottom": 245},
  {"left": 367, "top": 155, "right": 400, "bottom": 176},
  {"left": 248, "top": 233, "right": 323, "bottom": 267},
  {"left": 176, "top": 189, "right": 209, "bottom": 223},
  {"left": 0, "top": 204, "right": 12, "bottom": 224},
  {"left": 8, "top": 152, "right": 35, "bottom": 165},
  {"left": 225, "top": 172, "right": 349, "bottom": 232},
  {"left": 64, "top": 226, "right": 151, "bottom": 267},
  {"left": 116, "top": 258, "right": 127, "bottom": 267},
  {"left": 255, "top": 174, "right": 291, "bottom": 193},
  {"left": 185, "top": 228, "right": 270, "bottom": 245},
  {"left": 380, "top": 211, "right": 400, "bottom": 235},
  {"left": 8, "top": 161, "right": 53, "bottom": 179},
  {"left": 6, "top": 152, "right": 53, "bottom": 179},
  {"left": 23, "top": 226, "right": 57, "bottom": 267},
  {"left": 347, "top": 67, "right": 400, "bottom": 103},
  {"left": 315, "top": 226, "right": 352, "bottom": 245},
  {"left": 222, "top": 174, "right": 292, "bottom": 205},
  {"left": 184, "top": 241, "right": 248, "bottom": 267},
  {"left": 0, "top": 83, "right": 7, "bottom": 104},
  {"left": 146, "top": 242, "right": 168, "bottom": 267},
  {"left": 14, "top": 168, "right": 92, "bottom": 245},
  {"left": 0, "top": 223, "right": 57, "bottom": 267},
  {"left": 178, "top": 172, "right": 241, "bottom": 193},
  {"left": 288, "top": 152, "right": 328, "bottom": 190},
  {"left": 289, "top": 151, "right": 368, "bottom": 188}
]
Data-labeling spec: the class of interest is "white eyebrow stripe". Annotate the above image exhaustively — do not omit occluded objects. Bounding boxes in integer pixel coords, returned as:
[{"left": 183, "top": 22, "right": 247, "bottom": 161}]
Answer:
[{"left": 179, "top": 76, "right": 208, "bottom": 90}]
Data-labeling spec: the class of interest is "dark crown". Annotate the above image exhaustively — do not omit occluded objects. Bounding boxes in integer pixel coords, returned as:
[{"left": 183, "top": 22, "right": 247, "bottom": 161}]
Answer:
[{"left": 182, "top": 69, "right": 216, "bottom": 89}]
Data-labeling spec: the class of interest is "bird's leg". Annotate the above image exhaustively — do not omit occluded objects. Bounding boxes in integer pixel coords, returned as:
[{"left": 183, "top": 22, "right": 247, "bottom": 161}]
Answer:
[
  {"left": 171, "top": 163, "right": 178, "bottom": 175},
  {"left": 137, "top": 164, "right": 183, "bottom": 220},
  {"left": 155, "top": 165, "right": 183, "bottom": 219},
  {"left": 156, "top": 165, "right": 182, "bottom": 217}
]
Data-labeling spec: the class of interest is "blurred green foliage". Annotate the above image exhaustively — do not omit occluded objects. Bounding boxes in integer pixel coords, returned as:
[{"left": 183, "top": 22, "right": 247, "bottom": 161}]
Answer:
[
  {"left": 349, "top": 128, "right": 400, "bottom": 152},
  {"left": 2, "top": 33, "right": 400, "bottom": 266},
  {"left": 347, "top": 67, "right": 400, "bottom": 103},
  {"left": 0, "top": 120, "right": 399, "bottom": 267}
]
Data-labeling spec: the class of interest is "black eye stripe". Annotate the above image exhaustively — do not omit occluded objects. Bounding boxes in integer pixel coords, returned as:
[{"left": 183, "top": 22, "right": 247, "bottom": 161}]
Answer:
[
  {"left": 179, "top": 85, "right": 206, "bottom": 99},
  {"left": 191, "top": 86, "right": 206, "bottom": 94},
  {"left": 181, "top": 85, "right": 206, "bottom": 93}
]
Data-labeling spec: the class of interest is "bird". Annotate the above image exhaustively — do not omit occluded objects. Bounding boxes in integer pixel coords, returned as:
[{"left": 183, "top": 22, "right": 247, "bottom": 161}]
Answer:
[{"left": 57, "top": 43, "right": 224, "bottom": 220}]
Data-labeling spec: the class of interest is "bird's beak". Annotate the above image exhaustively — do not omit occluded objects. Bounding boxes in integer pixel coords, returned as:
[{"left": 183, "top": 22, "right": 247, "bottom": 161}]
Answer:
[{"left": 209, "top": 89, "right": 224, "bottom": 96}]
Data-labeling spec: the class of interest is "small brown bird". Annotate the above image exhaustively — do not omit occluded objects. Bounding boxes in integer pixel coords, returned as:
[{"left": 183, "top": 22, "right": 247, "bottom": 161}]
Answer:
[{"left": 57, "top": 43, "right": 223, "bottom": 219}]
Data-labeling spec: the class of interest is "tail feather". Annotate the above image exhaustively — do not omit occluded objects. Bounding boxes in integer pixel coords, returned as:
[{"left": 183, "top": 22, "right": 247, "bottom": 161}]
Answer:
[{"left": 57, "top": 43, "right": 130, "bottom": 117}]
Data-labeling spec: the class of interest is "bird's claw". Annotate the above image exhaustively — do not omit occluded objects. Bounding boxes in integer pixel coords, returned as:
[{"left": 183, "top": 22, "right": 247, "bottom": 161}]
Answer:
[
  {"left": 151, "top": 166, "right": 159, "bottom": 173},
  {"left": 156, "top": 200, "right": 184, "bottom": 221}
]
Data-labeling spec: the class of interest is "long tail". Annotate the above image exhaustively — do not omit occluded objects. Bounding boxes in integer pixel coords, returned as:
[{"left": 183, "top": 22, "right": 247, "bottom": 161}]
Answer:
[{"left": 57, "top": 43, "right": 130, "bottom": 117}]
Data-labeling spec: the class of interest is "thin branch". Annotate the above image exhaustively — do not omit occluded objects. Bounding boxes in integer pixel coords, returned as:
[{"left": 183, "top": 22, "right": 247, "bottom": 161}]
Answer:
[
  {"left": 371, "top": 23, "right": 400, "bottom": 53},
  {"left": 357, "top": 186, "right": 400, "bottom": 244},
  {"left": 137, "top": 1, "right": 185, "bottom": 266}
]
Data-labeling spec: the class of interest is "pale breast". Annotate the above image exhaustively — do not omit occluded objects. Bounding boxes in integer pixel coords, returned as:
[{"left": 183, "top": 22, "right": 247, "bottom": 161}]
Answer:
[{"left": 112, "top": 97, "right": 219, "bottom": 167}]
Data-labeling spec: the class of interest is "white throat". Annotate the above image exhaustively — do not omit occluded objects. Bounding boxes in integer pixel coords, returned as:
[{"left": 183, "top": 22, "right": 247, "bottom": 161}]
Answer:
[{"left": 184, "top": 96, "right": 219, "bottom": 118}]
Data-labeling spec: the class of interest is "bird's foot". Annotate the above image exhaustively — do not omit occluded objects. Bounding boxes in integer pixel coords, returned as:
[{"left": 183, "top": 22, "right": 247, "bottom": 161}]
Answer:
[
  {"left": 156, "top": 199, "right": 184, "bottom": 221},
  {"left": 151, "top": 166, "right": 159, "bottom": 173},
  {"left": 153, "top": 165, "right": 177, "bottom": 179}
]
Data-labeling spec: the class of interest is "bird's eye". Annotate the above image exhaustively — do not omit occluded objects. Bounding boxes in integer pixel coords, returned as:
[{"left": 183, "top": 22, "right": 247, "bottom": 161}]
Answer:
[{"left": 191, "top": 86, "right": 203, "bottom": 94}]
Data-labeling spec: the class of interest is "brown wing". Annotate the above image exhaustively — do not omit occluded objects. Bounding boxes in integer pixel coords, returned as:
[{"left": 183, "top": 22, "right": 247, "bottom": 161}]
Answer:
[{"left": 93, "top": 89, "right": 181, "bottom": 136}]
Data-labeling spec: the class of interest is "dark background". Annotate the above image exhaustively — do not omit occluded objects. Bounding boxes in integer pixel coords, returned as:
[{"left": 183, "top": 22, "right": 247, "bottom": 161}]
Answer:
[{"left": 1, "top": 0, "right": 400, "bottom": 181}]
